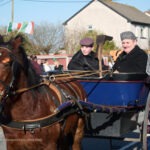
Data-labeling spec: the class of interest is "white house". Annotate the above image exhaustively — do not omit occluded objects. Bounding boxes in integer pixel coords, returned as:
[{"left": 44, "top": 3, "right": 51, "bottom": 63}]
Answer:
[{"left": 63, "top": 0, "right": 150, "bottom": 50}]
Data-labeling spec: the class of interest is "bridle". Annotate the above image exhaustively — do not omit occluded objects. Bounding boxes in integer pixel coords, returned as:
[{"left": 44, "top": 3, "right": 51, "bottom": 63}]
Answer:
[
  {"left": 0, "top": 45, "right": 43, "bottom": 102},
  {"left": 0, "top": 46, "right": 47, "bottom": 103},
  {"left": 0, "top": 46, "right": 16, "bottom": 114}
]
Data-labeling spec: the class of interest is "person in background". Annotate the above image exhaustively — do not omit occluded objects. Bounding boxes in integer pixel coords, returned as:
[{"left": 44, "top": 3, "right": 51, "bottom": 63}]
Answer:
[
  {"left": 54, "top": 60, "right": 63, "bottom": 71},
  {"left": 43, "top": 59, "right": 51, "bottom": 73},
  {"left": 113, "top": 31, "right": 148, "bottom": 73},
  {"left": 30, "top": 55, "right": 42, "bottom": 75},
  {"left": 37, "top": 59, "right": 45, "bottom": 74},
  {"left": 109, "top": 50, "right": 123, "bottom": 63},
  {"left": 68, "top": 37, "right": 108, "bottom": 71}
]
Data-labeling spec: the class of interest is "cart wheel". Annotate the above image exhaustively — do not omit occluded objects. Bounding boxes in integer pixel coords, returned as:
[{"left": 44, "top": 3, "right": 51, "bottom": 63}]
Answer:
[{"left": 142, "top": 92, "right": 150, "bottom": 150}]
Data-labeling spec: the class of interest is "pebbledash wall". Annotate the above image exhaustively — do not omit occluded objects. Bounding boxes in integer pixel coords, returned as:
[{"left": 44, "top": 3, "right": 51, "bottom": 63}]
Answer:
[{"left": 37, "top": 54, "right": 72, "bottom": 70}]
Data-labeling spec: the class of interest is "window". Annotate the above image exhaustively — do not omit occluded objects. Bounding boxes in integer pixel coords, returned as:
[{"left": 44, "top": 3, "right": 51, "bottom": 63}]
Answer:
[
  {"left": 88, "top": 25, "right": 93, "bottom": 31},
  {"left": 140, "top": 26, "right": 147, "bottom": 39},
  {"left": 141, "top": 28, "right": 144, "bottom": 37}
]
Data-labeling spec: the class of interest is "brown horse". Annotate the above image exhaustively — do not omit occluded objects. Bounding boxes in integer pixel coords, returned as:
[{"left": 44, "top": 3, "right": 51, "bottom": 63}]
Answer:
[{"left": 0, "top": 35, "right": 87, "bottom": 150}]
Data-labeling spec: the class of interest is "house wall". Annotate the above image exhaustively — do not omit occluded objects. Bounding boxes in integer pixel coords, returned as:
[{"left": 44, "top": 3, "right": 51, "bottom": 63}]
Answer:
[
  {"left": 64, "top": 0, "right": 150, "bottom": 50},
  {"left": 133, "top": 25, "right": 150, "bottom": 50},
  {"left": 37, "top": 54, "right": 71, "bottom": 70}
]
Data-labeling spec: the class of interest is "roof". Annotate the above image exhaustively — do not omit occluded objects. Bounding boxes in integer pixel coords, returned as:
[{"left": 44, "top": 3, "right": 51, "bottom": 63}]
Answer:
[
  {"left": 63, "top": 0, "right": 150, "bottom": 25},
  {"left": 145, "top": 10, "right": 150, "bottom": 17}
]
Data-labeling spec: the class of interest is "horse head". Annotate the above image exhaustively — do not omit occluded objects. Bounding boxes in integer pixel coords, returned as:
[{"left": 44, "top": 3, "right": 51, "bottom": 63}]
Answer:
[{"left": 0, "top": 35, "right": 46, "bottom": 120}]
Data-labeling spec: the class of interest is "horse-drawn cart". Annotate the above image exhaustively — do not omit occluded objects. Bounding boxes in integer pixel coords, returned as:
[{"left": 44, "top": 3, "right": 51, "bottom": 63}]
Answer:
[
  {"left": 74, "top": 72, "right": 149, "bottom": 150},
  {"left": 79, "top": 72, "right": 150, "bottom": 149},
  {"left": 0, "top": 34, "right": 150, "bottom": 150},
  {"left": 47, "top": 71, "right": 150, "bottom": 149}
]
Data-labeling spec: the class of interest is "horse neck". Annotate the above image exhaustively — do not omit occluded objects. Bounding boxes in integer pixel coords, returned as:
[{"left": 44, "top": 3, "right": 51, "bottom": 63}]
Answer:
[{"left": 8, "top": 73, "right": 57, "bottom": 120}]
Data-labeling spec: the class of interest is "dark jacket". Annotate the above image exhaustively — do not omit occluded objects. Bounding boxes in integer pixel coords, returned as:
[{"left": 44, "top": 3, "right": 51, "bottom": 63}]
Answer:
[
  {"left": 54, "top": 65, "right": 63, "bottom": 71},
  {"left": 113, "top": 45, "right": 148, "bottom": 73},
  {"left": 68, "top": 50, "right": 107, "bottom": 70}
]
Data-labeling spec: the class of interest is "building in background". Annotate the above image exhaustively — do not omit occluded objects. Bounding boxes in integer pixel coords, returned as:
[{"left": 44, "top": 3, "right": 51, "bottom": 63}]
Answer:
[
  {"left": 63, "top": 0, "right": 150, "bottom": 50},
  {"left": 37, "top": 53, "right": 72, "bottom": 70}
]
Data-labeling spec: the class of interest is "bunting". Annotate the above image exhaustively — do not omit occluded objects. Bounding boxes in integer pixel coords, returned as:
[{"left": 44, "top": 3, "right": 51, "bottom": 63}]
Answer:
[{"left": 7, "top": 21, "right": 34, "bottom": 34}]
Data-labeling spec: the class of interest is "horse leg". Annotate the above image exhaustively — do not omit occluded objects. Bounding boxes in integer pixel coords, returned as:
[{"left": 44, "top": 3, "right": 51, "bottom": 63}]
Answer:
[{"left": 72, "top": 118, "right": 85, "bottom": 150}]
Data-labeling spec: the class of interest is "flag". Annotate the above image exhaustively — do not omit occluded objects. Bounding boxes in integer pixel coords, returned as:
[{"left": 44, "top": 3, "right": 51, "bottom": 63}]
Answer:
[
  {"left": 7, "top": 22, "right": 22, "bottom": 32},
  {"left": 7, "top": 21, "right": 34, "bottom": 34},
  {"left": 19, "top": 21, "right": 34, "bottom": 34}
]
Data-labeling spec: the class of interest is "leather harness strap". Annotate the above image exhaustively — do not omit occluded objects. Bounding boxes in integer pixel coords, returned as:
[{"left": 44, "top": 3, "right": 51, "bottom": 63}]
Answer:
[
  {"left": 2, "top": 101, "right": 78, "bottom": 131},
  {"left": 0, "top": 79, "right": 83, "bottom": 131}
]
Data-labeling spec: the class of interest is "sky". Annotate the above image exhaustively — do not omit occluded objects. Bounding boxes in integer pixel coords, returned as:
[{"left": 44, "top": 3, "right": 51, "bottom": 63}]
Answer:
[{"left": 0, "top": 0, "right": 150, "bottom": 26}]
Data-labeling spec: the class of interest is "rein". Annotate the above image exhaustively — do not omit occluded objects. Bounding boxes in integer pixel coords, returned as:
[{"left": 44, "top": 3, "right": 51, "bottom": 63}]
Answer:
[
  {"left": 47, "top": 70, "right": 110, "bottom": 81},
  {"left": 12, "top": 82, "right": 47, "bottom": 95}
]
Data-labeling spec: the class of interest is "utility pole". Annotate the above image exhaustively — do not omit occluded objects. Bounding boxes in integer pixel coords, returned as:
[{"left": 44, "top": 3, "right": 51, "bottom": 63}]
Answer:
[{"left": 11, "top": 0, "right": 14, "bottom": 22}]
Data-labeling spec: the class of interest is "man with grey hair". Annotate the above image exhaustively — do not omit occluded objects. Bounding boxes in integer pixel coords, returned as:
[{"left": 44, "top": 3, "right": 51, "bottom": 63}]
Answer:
[{"left": 113, "top": 31, "right": 148, "bottom": 73}]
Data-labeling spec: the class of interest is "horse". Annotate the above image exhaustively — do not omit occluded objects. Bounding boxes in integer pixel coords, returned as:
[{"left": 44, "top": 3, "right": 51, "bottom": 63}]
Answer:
[{"left": 0, "top": 35, "right": 87, "bottom": 150}]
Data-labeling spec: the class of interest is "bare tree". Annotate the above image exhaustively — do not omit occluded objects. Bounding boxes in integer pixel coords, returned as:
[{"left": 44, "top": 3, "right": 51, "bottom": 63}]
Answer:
[
  {"left": 64, "top": 29, "right": 117, "bottom": 55},
  {"left": 0, "top": 26, "right": 7, "bottom": 35},
  {"left": 64, "top": 30, "right": 99, "bottom": 55},
  {"left": 64, "top": 30, "right": 86, "bottom": 55},
  {"left": 30, "top": 22, "right": 64, "bottom": 54}
]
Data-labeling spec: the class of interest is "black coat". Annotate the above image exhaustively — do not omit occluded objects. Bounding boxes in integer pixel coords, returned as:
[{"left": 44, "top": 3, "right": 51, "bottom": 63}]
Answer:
[
  {"left": 54, "top": 65, "right": 63, "bottom": 71},
  {"left": 113, "top": 45, "right": 148, "bottom": 73},
  {"left": 68, "top": 50, "right": 108, "bottom": 70}
]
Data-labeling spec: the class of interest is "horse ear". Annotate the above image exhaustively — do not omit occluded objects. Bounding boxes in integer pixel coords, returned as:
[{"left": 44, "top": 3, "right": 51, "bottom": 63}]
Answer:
[{"left": 11, "top": 35, "right": 23, "bottom": 52}]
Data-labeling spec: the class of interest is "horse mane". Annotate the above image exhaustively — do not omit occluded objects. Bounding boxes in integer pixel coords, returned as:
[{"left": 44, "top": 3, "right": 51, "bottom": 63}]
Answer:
[
  {"left": 17, "top": 46, "right": 41, "bottom": 86},
  {"left": 10, "top": 35, "right": 41, "bottom": 87}
]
